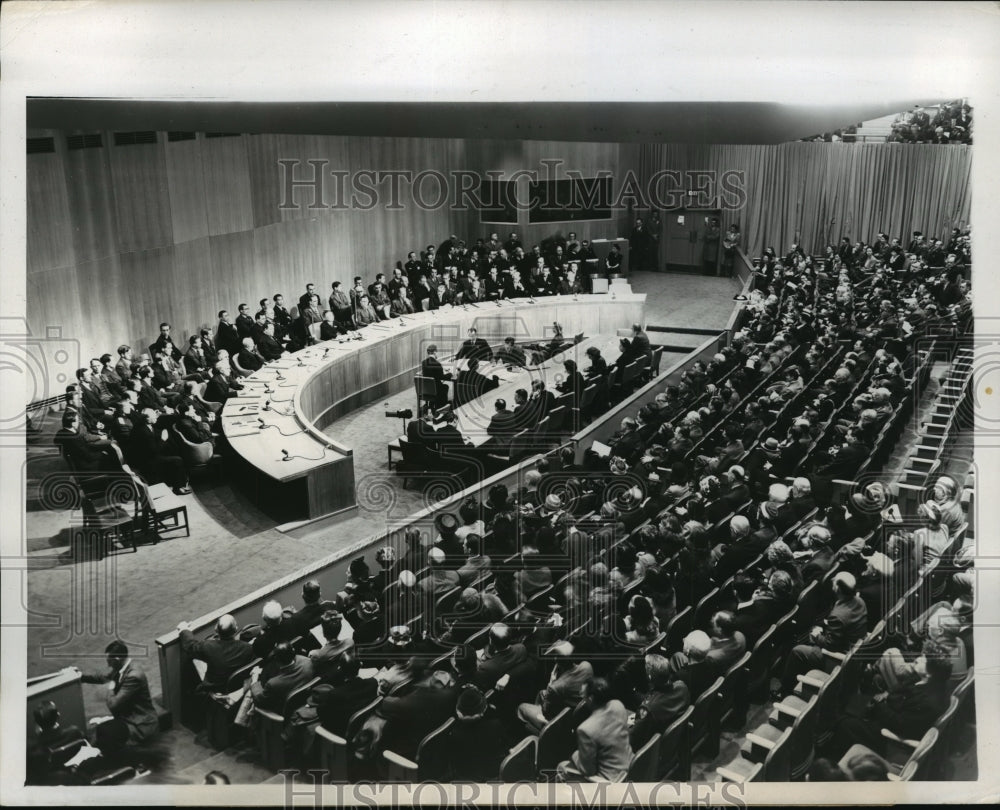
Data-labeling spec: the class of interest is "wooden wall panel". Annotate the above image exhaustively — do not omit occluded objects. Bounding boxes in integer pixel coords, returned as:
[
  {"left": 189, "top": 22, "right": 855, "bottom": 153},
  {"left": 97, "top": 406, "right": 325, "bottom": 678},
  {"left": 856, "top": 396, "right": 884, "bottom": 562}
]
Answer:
[
  {"left": 164, "top": 137, "right": 210, "bottom": 244},
  {"left": 107, "top": 140, "right": 174, "bottom": 254},
  {"left": 26, "top": 152, "right": 75, "bottom": 274},
  {"left": 62, "top": 145, "right": 117, "bottom": 265},
  {"left": 203, "top": 136, "right": 255, "bottom": 236}
]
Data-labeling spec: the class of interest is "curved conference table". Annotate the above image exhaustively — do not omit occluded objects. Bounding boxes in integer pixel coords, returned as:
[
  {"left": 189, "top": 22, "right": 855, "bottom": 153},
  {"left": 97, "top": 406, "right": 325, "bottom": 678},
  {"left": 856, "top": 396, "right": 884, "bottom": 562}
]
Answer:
[{"left": 222, "top": 293, "right": 646, "bottom": 526}]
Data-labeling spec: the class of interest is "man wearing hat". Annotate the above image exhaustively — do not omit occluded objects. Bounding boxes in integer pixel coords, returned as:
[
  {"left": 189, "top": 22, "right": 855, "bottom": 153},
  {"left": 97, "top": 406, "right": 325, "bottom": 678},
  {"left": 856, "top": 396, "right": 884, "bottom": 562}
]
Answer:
[
  {"left": 778, "top": 572, "right": 867, "bottom": 695},
  {"left": 308, "top": 610, "right": 354, "bottom": 678},
  {"left": 343, "top": 596, "right": 383, "bottom": 647},
  {"left": 630, "top": 653, "right": 691, "bottom": 751},
  {"left": 420, "top": 344, "right": 452, "bottom": 408},
  {"left": 517, "top": 640, "right": 594, "bottom": 733},
  {"left": 827, "top": 483, "right": 886, "bottom": 549}
]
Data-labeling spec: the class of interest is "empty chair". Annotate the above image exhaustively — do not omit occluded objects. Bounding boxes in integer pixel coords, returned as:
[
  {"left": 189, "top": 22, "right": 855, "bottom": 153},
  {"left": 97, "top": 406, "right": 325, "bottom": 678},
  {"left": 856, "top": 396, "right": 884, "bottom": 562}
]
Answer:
[
  {"left": 500, "top": 736, "right": 538, "bottom": 781},
  {"left": 382, "top": 717, "right": 454, "bottom": 781},
  {"left": 658, "top": 704, "right": 694, "bottom": 781},
  {"left": 627, "top": 731, "right": 662, "bottom": 782},
  {"left": 535, "top": 705, "right": 576, "bottom": 776}
]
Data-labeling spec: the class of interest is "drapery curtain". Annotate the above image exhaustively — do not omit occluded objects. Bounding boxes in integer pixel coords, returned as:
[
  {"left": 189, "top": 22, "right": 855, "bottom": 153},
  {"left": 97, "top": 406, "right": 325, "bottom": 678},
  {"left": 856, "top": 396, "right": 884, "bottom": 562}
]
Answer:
[
  {"left": 26, "top": 132, "right": 971, "bottom": 401},
  {"left": 637, "top": 142, "right": 972, "bottom": 256}
]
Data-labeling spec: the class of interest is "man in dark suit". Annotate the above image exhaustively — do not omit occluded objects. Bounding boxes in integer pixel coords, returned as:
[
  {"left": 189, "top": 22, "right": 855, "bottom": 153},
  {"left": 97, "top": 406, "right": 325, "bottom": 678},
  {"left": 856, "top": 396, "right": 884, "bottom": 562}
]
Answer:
[
  {"left": 730, "top": 571, "right": 796, "bottom": 647},
  {"left": 183, "top": 335, "right": 211, "bottom": 378},
  {"left": 555, "top": 360, "right": 585, "bottom": 407},
  {"left": 494, "top": 336, "right": 526, "bottom": 368},
  {"left": 420, "top": 344, "right": 452, "bottom": 409},
  {"left": 666, "top": 630, "right": 719, "bottom": 700},
  {"left": 282, "top": 580, "right": 332, "bottom": 640},
  {"left": 174, "top": 402, "right": 214, "bottom": 448},
  {"left": 486, "top": 398, "right": 518, "bottom": 447},
  {"left": 250, "top": 642, "right": 315, "bottom": 713},
  {"left": 257, "top": 322, "right": 285, "bottom": 361},
  {"left": 778, "top": 572, "right": 867, "bottom": 694},
  {"left": 204, "top": 362, "right": 242, "bottom": 405},
  {"left": 474, "top": 623, "right": 529, "bottom": 690},
  {"left": 455, "top": 327, "right": 493, "bottom": 363},
  {"left": 630, "top": 653, "right": 690, "bottom": 751},
  {"left": 55, "top": 411, "right": 116, "bottom": 471},
  {"left": 406, "top": 407, "right": 438, "bottom": 449},
  {"left": 236, "top": 337, "right": 265, "bottom": 374},
  {"left": 126, "top": 408, "right": 190, "bottom": 494},
  {"left": 217, "top": 310, "right": 242, "bottom": 356},
  {"left": 455, "top": 357, "right": 499, "bottom": 408},
  {"left": 234, "top": 303, "right": 255, "bottom": 340},
  {"left": 81, "top": 640, "right": 159, "bottom": 752},
  {"left": 272, "top": 294, "right": 292, "bottom": 340},
  {"left": 177, "top": 614, "right": 255, "bottom": 691},
  {"left": 376, "top": 664, "right": 460, "bottom": 760},
  {"left": 150, "top": 322, "right": 183, "bottom": 363},
  {"left": 317, "top": 653, "right": 378, "bottom": 736}
]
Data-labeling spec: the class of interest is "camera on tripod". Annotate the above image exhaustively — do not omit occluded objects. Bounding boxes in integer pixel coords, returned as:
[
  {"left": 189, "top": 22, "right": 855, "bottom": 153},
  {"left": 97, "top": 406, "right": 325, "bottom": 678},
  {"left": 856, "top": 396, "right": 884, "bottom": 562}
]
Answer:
[{"left": 384, "top": 408, "right": 413, "bottom": 419}]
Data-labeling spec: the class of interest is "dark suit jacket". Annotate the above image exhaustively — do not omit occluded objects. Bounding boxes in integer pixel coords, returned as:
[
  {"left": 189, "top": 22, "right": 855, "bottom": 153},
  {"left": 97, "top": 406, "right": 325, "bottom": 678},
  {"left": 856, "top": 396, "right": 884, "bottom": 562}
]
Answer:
[
  {"left": 237, "top": 348, "right": 264, "bottom": 373},
  {"left": 730, "top": 595, "right": 793, "bottom": 647},
  {"left": 282, "top": 602, "right": 328, "bottom": 640},
  {"left": 815, "top": 595, "right": 868, "bottom": 651},
  {"left": 217, "top": 321, "right": 242, "bottom": 355},
  {"left": 251, "top": 655, "right": 315, "bottom": 713},
  {"left": 455, "top": 369, "right": 499, "bottom": 407},
  {"left": 204, "top": 372, "right": 235, "bottom": 404},
  {"left": 257, "top": 333, "right": 284, "bottom": 361},
  {"left": 235, "top": 313, "right": 255, "bottom": 339},
  {"left": 475, "top": 643, "right": 528, "bottom": 689},
  {"left": 487, "top": 409, "right": 518, "bottom": 444},
  {"left": 377, "top": 683, "right": 459, "bottom": 759},
  {"left": 179, "top": 629, "right": 255, "bottom": 688},
  {"left": 456, "top": 338, "right": 492, "bottom": 363},
  {"left": 55, "top": 428, "right": 112, "bottom": 470},
  {"left": 317, "top": 676, "right": 378, "bottom": 736},
  {"left": 630, "top": 682, "right": 690, "bottom": 750},
  {"left": 183, "top": 348, "right": 209, "bottom": 375}
]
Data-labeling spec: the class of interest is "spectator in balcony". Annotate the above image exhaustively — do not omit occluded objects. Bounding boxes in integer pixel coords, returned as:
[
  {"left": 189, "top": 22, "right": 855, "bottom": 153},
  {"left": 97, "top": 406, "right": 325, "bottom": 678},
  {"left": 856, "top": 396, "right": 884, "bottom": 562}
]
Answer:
[
  {"left": 177, "top": 614, "right": 255, "bottom": 692},
  {"left": 778, "top": 572, "right": 867, "bottom": 695},
  {"left": 475, "top": 623, "right": 529, "bottom": 690},
  {"left": 518, "top": 639, "right": 594, "bottom": 734},
  {"left": 557, "top": 677, "right": 631, "bottom": 783}
]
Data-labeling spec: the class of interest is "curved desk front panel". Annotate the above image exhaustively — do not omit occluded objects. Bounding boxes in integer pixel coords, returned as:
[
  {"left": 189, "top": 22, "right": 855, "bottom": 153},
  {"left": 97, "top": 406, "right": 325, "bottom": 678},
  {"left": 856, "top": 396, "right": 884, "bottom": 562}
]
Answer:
[{"left": 222, "top": 294, "right": 646, "bottom": 521}]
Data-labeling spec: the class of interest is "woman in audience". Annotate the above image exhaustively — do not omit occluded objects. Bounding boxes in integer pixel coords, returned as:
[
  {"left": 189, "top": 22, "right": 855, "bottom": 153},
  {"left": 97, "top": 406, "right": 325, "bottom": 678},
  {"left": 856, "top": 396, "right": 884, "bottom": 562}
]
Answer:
[{"left": 623, "top": 594, "right": 660, "bottom": 646}]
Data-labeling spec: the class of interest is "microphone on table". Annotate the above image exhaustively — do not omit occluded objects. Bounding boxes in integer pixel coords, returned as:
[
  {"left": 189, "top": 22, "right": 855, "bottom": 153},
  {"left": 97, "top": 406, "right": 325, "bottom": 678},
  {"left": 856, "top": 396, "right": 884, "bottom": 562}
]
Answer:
[
  {"left": 276, "top": 371, "right": 285, "bottom": 380},
  {"left": 281, "top": 448, "right": 291, "bottom": 461},
  {"left": 263, "top": 400, "right": 270, "bottom": 411},
  {"left": 297, "top": 356, "right": 305, "bottom": 366},
  {"left": 323, "top": 348, "right": 330, "bottom": 358}
]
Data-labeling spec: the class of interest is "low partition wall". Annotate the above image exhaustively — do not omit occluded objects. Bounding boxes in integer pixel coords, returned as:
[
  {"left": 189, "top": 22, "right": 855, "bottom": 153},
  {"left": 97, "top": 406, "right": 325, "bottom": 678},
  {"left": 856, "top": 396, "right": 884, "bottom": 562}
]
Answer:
[{"left": 156, "top": 332, "right": 725, "bottom": 721}]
